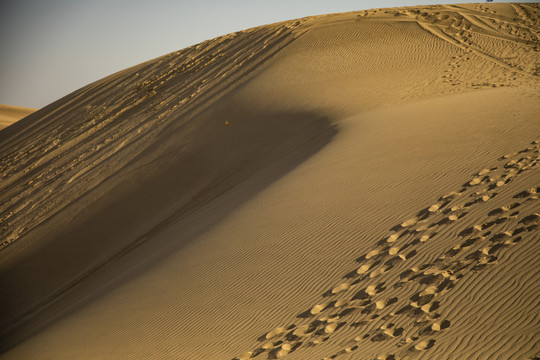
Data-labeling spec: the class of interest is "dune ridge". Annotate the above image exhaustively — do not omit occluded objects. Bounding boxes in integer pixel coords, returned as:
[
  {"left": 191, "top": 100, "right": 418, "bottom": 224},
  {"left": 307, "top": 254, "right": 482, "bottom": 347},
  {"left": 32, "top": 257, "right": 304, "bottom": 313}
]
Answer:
[
  {"left": 0, "top": 16, "right": 322, "bottom": 340},
  {"left": 0, "top": 17, "right": 307, "bottom": 250},
  {"left": 0, "top": 3, "right": 539, "bottom": 360}
]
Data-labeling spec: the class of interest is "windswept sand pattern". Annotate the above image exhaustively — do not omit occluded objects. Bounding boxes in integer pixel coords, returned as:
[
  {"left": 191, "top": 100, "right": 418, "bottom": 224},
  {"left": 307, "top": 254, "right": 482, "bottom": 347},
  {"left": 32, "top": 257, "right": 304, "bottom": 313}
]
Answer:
[
  {"left": 233, "top": 140, "right": 540, "bottom": 360},
  {"left": 1, "top": 4, "right": 539, "bottom": 360},
  {"left": 362, "top": 4, "right": 540, "bottom": 89},
  {"left": 0, "top": 19, "right": 307, "bottom": 249},
  {"left": 348, "top": 4, "right": 540, "bottom": 98}
]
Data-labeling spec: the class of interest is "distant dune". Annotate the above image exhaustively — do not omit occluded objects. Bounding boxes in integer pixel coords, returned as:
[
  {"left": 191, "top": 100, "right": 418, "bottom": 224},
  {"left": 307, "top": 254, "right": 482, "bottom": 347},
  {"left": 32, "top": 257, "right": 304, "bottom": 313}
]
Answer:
[
  {"left": 0, "top": 105, "right": 36, "bottom": 130},
  {"left": 0, "top": 3, "right": 539, "bottom": 360}
]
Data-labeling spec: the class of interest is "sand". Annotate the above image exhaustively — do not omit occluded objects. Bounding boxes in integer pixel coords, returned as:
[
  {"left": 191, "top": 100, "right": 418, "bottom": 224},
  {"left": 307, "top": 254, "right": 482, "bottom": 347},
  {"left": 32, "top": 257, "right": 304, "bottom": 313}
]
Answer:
[
  {"left": 0, "top": 3, "right": 539, "bottom": 360},
  {"left": 0, "top": 105, "right": 36, "bottom": 130}
]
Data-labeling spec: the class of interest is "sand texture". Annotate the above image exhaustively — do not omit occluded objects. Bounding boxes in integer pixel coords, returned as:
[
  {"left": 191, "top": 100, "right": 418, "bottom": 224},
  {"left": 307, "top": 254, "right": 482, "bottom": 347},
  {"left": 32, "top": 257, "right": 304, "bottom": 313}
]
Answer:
[
  {"left": 0, "top": 105, "right": 36, "bottom": 130},
  {"left": 0, "top": 3, "right": 539, "bottom": 360}
]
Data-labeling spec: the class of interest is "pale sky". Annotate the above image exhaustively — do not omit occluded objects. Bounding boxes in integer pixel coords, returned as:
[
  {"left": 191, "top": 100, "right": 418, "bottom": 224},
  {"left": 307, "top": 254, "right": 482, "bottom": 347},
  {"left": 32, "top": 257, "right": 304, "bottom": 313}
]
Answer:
[{"left": 0, "top": 0, "right": 533, "bottom": 108}]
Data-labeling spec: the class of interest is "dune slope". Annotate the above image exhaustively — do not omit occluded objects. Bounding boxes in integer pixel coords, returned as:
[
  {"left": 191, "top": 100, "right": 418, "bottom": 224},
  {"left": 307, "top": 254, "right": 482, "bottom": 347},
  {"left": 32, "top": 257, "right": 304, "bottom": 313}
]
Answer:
[
  {"left": 0, "top": 105, "right": 36, "bottom": 130},
  {"left": 1, "top": 3, "right": 539, "bottom": 360}
]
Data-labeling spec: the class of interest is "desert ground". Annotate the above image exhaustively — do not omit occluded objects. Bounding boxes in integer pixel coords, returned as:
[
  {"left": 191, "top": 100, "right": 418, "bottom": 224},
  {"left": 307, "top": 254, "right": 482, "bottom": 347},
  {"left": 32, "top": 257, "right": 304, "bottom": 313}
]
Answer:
[
  {"left": 0, "top": 3, "right": 539, "bottom": 360},
  {"left": 0, "top": 105, "right": 36, "bottom": 130}
]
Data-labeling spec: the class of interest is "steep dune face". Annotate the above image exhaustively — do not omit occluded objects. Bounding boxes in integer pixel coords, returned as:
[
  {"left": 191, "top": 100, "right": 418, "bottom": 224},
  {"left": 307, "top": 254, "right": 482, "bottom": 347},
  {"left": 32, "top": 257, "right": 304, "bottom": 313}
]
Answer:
[
  {"left": 1, "top": 3, "right": 539, "bottom": 360},
  {"left": 0, "top": 105, "right": 36, "bottom": 130},
  {"left": 0, "top": 18, "right": 327, "bottom": 337}
]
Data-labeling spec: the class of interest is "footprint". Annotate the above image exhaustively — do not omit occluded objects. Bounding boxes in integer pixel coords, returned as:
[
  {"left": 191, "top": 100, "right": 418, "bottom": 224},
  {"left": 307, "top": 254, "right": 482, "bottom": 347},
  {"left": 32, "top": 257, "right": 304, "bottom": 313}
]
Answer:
[
  {"left": 233, "top": 352, "right": 253, "bottom": 360},
  {"left": 371, "top": 332, "right": 392, "bottom": 342},
  {"left": 265, "top": 326, "right": 287, "bottom": 339},
  {"left": 504, "top": 236, "right": 523, "bottom": 246},
  {"left": 351, "top": 288, "right": 372, "bottom": 301},
  {"left": 410, "top": 293, "right": 435, "bottom": 307},
  {"left": 307, "top": 335, "right": 329, "bottom": 346},
  {"left": 422, "top": 301, "right": 440, "bottom": 313},
  {"left": 356, "top": 260, "right": 381, "bottom": 275},
  {"left": 460, "top": 236, "right": 482, "bottom": 248},
  {"left": 384, "top": 255, "right": 404, "bottom": 269},
  {"left": 292, "top": 323, "right": 317, "bottom": 337},
  {"left": 355, "top": 263, "right": 371, "bottom": 275},
  {"left": 361, "top": 302, "right": 377, "bottom": 315},
  {"left": 431, "top": 319, "right": 451, "bottom": 331},
  {"left": 519, "top": 213, "right": 539, "bottom": 225},
  {"left": 413, "top": 339, "right": 436, "bottom": 351},
  {"left": 477, "top": 168, "right": 493, "bottom": 176},
  {"left": 401, "top": 217, "right": 418, "bottom": 227},
  {"left": 459, "top": 224, "right": 484, "bottom": 236},
  {"left": 326, "top": 345, "right": 359, "bottom": 359},
  {"left": 362, "top": 283, "right": 386, "bottom": 297},
  {"left": 488, "top": 206, "right": 511, "bottom": 216},
  {"left": 369, "top": 265, "right": 391, "bottom": 278},
  {"left": 339, "top": 305, "right": 363, "bottom": 317},
  {"left": 490, "top": 231, "right": 513, "bottom": 242},
  {"left": 514, "top": 187, "right": 538, "bottom": 199},
  {"left": 399, "top": 249, "right": 417, "bottom": 261},
  {"left": 465, "top": 250, "right": 483, "bottom": 261},
  {"left": 324, "top": 322, "right": 343, "bottom": 334},
  {"left": 310, "top": 300, "right": 335, "bottom": 315},
  {"left": 468, "top": 176, "right": 484, "bottom": 186},
  {"left": 386, "top": 233, "right": 400, "bottom": 243},
  {"left": 419, "top": 232, "right": 434, "bottom": 242},
  {"left": 375, "top": 355, "right": 396, "bottom": 360},
  {"left": 441, "top": 191, "right": 461, "bottom": 200},
  {"left": 275, "top": 343, "right": 292, "bottom": 358},
  {"left": 331, "top": 282, "right": 352, "bottom": 294},
  {"left": 376, "top": 297, "right": 398, "bottom": 309},
  {"left": 443, "top": 246, "right": 462, "bottom": 258},
  {"left": 366, "top": 248, "right": 384, "bottom": 259}
]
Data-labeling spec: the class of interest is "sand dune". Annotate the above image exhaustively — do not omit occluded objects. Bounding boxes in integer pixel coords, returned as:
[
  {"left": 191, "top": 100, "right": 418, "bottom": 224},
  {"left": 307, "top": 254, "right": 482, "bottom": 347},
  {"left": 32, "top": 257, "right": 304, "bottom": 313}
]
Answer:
[
  {"left": 0, "top": 105, "right": 36, "bottom": 130},
  {"left": 0, "top": 3, "right": 539, "bottom": 360}
]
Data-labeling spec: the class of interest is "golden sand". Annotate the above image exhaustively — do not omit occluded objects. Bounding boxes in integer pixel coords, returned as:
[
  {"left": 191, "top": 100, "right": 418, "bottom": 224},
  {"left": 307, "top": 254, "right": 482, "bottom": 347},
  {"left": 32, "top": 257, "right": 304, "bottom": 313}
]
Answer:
[{"left": 0, "top": 4, "right": 538, "bottom": 359}]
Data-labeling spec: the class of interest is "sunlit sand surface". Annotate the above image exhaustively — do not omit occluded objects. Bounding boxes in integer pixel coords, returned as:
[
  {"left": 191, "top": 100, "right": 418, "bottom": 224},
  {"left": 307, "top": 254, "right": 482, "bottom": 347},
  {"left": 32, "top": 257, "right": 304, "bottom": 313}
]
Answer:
[{"left": 0, "top": 3, "right": 539, "bottom": 360}]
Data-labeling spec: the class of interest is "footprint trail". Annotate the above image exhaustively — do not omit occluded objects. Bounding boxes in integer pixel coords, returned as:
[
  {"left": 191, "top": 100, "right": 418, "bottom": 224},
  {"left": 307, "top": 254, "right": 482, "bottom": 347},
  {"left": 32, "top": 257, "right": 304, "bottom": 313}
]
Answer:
[{"left": 233, "top": 140, "right": 539, "bottom": 360}]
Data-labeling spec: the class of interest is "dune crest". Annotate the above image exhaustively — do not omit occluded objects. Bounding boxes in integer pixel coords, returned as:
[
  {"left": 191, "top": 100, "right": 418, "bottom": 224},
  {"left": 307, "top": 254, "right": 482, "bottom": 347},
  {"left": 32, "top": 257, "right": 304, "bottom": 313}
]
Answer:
[{"left": 1, "top": 3, "right": 539, "bottom": 360}]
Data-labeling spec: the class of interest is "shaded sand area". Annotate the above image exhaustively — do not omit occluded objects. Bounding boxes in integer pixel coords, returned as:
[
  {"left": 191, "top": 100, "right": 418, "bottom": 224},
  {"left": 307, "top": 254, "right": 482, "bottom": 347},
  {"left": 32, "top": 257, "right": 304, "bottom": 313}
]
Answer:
[
  {"left": 0, "top": 105, "right": 36, "bottom": 130},
  {"left": 1, "top": 3, "right": 539, "bottom": 360}
]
